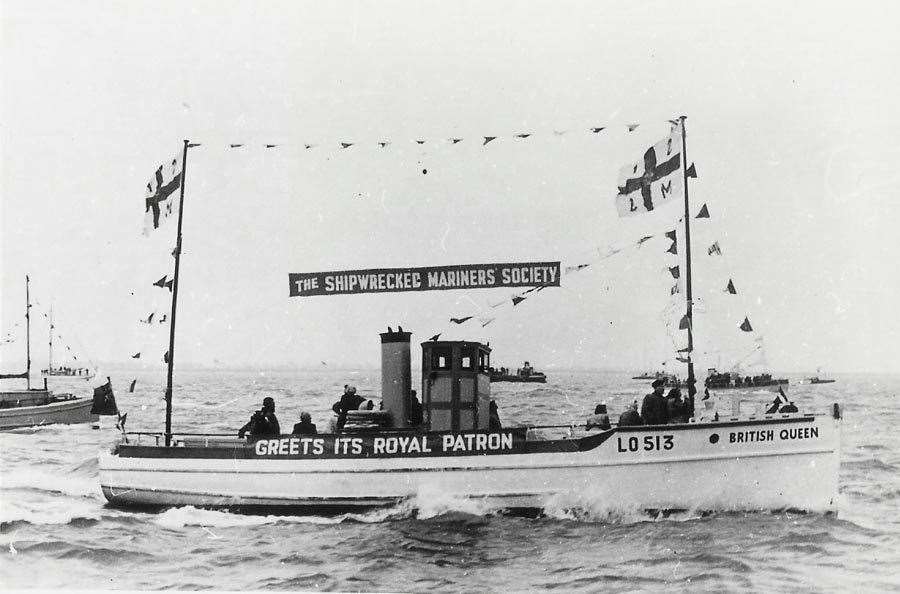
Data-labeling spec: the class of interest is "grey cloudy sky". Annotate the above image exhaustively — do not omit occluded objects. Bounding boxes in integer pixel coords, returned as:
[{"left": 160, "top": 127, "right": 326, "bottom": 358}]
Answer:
[{"left": 2, "top": 1, "right": 899, "bottom": 374}]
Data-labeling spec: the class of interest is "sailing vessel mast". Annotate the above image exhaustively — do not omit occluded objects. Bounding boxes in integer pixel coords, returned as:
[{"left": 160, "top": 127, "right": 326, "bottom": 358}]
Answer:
[
  {"left": 48, "top": 304, "right": 54, "bottom": 373},
  {"left": 164, "top": 139, "right": 191, "bottom": 447},
  {"left": 25, "top": 275, "right": 32, "bottom": 389},
  {"left": 679, "top": 116, "right": 696, "bottom": 405}
]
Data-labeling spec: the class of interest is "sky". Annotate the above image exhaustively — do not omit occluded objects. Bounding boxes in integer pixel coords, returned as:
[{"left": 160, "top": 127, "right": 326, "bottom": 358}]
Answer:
[{"left": 2, "top": 1, "right": 899, "bottom": 375}]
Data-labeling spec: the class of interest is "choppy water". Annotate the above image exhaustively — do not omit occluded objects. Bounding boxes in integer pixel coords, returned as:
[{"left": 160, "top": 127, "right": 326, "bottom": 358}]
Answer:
[{"left": 1, "top": 370, "right": 898, "bottom": 592}]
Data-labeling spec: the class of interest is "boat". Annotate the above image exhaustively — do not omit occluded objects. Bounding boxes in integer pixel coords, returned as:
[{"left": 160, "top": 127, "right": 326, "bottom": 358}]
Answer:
[
  {"left": 99, "top": 120, "right": 842, "bottom": 515},
  {"left": 631, "top": 371, "right": 665, "bottom": 380},
  {"left": 806, "top": 368, "right": 836, "bottom": 384},
  {"left": 704, "top": 368, "right": 790, "bottom": 394},
  {"left": 489, "top": 362, "right": 547, "bottom": 383},
  {"left": 1, "top": 277, "right": 97, "bottom": 429},
  {"left": 40, "top": 305, "right": 96, "bottom": 379}
]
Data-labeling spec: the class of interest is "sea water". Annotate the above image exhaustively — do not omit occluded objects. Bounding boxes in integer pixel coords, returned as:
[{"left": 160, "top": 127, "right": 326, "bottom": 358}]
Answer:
[{"left": 1, "top": 370, "right": 898, "bottom": 592}]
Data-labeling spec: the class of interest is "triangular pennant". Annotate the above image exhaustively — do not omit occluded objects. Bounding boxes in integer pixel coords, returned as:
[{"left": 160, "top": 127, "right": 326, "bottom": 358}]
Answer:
[
  {"left": 740, "top": 317, "right": 753, "bottom": 332},
  {"left": 670, "top": 284, "right": 680, "bottom": 296},
  {"left": 153, "top": 275, "right": 167, "bottom": 288},
  {"left": 676, "top": 356, "right": 690, "bottom": 363},
  {"left": 91, "top": 379, "right": 119, "bottom": 416},
  {"left": 686, "top": 163, "right": 697, "bottom": 178},
  {"left": 378, "top": 141, "right": 390, "bottom": 148},
  {"left": 187, "top": 143, "right": 202, "bottom": 148},
  {"left": 265, "top": 144, "right": 278, "bottom": 148},
  {"left": 229, "top": 144, "right": 243, "bottom": 148},
  {"left": 449, "top": 316, "right": 473, "bottom": 324},
  {"left": 416, "top": 140, "right": 426, "bottom": 145},
  {"left": 725, "top": 279, "right": 737, "bottom": 294},
  {"left": 679, "top": 315, "right": 690, "bottom": 330},
  {"left": 129, "top": 379, "right": 137, "bottom": 393},
  {"left": 480, "top": 318, "right": 495, "bottom": 327},
  {"left": 304, "top": 144, "right": 315, "bottom": 150},
  {"left": 450, "top": 138, "right": 463, "bottom": 144},
  {"left": 590, "top": 127, "right": 605, "bottom": 134},
  {"left": 165, "top": 280, "right": 174, "bottom": 292},
  {"left": 512, "top": 296, "right": 526, "bottom": 306},
  {"left": 163, "top": 351, "right": 170, "bottom": 363},
  {"left": 429, "top": 334, "right": 441, "bottom": 341},
  {"left": 159, "top": 314, "right": 167, "bottom": 323},
  {"left": 696, "top": 204, "right": 710, "bottom": 218},
  {"left": 677, "top": 347, "right": 692, "bottom": 353},
  {"left": 637, "top": 235, "right": 654, "bottom": 246},
  {"left": 666, "top": 241, "right": 678, "bottom": 255},
  {"left": 664, "top": 230, "right": 677, "bottom": 241},
  {"left": 131, "top": 352, "right": 141, "bottom": 359},
  {"left": 708, "top": 241, "right": 722, "bottom": 256},
  {"left": 141, "top": 313, "right": 155, "bottom": 324},
  {"left": 668, "top": 266, "right": 680, "bottom": 279},
  {"left": 483, "top": 136, "right": 496, "bottom": 145},
  {"left": 627, "top": 124, "right": 640, "bottom": 132},
  {"left": 515, "top": 133, "right": 531, "bottom": 139}
]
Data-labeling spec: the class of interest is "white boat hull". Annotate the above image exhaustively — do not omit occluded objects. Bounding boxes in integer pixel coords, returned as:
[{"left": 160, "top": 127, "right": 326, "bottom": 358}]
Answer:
[
  {"left": 100, "top": 414, "right": 841, "bottom": 514},
  {"left": 0, "top": 397, "right": 97, "bottom": 429}
]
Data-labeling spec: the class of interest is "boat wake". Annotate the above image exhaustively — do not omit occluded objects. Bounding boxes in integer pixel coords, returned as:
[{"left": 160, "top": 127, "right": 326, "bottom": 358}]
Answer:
[{"left": 153, "top": 505, "right": 402, "bottom": 530}]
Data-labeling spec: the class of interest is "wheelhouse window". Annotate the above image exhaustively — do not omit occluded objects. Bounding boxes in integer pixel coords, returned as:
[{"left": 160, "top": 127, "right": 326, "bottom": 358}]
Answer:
[{"left": 431, "top": 347, "right": 451, "bottom": 370}]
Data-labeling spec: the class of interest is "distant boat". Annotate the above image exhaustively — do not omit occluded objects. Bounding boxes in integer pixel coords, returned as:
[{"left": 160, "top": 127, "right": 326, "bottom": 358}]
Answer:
[
  {"left": 806, "top": 369, "right": 836, "bottom": 384},
  {"left": 489, "top": 362, "right": 547, "bottom": 383},
  {"left": 704, "top": 368, "right": 789, "bottom": 394},
  {"left": 1, "top": 277, "right": 96, "bottom": 429},
  {"left": 631, "top": 371, "right": 667, "bottom": 380},
  {"left": 39, "top": 305, "right": 96, "bottom": 380}
]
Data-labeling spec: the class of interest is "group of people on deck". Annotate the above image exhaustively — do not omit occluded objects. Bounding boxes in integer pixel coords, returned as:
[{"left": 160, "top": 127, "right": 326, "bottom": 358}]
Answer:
[{"left": 585, "top": 378, "right": 693, "bottom": 430}]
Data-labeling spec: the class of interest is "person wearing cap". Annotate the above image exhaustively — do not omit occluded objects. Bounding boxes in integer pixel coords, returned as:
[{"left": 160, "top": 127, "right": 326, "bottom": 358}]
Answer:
[
  {"left": 618, "top": 401, "right": 643, "bottom": 426},
  {"left": 238, "top": 396, "right": 281, "bottom": 439},
  {"left": 585, "top": 402, "right": 612, "bottom": 430},
  {"left": 332, "top": 385, "right": 366, "bottom": 430},
  {"left": 292, "top": 411, "right": 318, "bottom": 435},
  {"left": 641, "top": 378, "right": 669, "bottom": 425}
]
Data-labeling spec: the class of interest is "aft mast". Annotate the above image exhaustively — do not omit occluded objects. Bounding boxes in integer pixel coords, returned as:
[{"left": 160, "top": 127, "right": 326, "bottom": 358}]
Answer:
[
  {"left": 48, "top": 303, "right": 54, "bottom": 373},
  {"left": 164, "top": 139, "right": 191, "bottom": 447},
  {"left": 679, "top": 116, "right": 696, "bottom": 407},
  {"left": 25, "top": 275, "right": 32, "bottom": 389}
]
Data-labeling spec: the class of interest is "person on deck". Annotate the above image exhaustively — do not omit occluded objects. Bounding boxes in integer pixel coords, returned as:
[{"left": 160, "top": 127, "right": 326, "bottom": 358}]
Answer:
[
  {"left": 641, "top": 379, "right": 669, "bottom": 425},
  {"left": 666, "top": 388, "right": 688, "bottom": 424},
  {"left": 585, "top": 403, "right": 612, "bottom": 430},
  {"left": 238, "top": 396, "right": 280, "bottom": 439},
  {"left": 332, "top": 385, "right": 365, "bottom": 430},
  {"left": 292, "top": 411, "right": 317, "bottom": 435},
  {"left": 489, "top": 400, "right": 502, "bottom": 431},
  {"left": 409, "top": 390, "right": 424, "bottom": 426},
  {"left": 618, "top": 401, "right": 643, "bottom": 426}
]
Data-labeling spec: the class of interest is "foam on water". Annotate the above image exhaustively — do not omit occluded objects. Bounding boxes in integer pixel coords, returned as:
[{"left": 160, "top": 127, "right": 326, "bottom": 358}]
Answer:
[
  {"left": 154, "top": 505, "right": 402, "bottom": 530},
  {"left": 0, "top": 468, "right": 102, "bottom": 499}
]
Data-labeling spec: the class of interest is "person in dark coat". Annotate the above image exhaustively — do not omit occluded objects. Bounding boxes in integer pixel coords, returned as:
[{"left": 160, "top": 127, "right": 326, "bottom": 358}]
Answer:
[
  {"left": 292, "top": 411, "right": 317, "bottom": 435},
  {"left": 666, "top": 388, "right": 688, "bottom": 424},
  {"left": 238, "top": 396, "right": 280, "bottom": 439},
  {"left": 641, "top": 379, "right": 669, "bottom": 425},
  {"left": 409, "top": 390, "right": 424, "bottom": 426},
  {"left": 618, "top": 401, "right": 643, "bottom": 426},
  {"left": 586, "top": 402, "right": 612, "bottom": 430},
  {"left": 332, "top": 385, "right": 366, "bottom": 429},
  {"left": 489, "top": 400, "right": 502, "bottom": 431}
]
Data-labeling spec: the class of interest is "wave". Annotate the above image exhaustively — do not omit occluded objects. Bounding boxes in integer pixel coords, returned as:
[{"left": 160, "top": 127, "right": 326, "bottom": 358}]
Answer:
[
  {"left": 0, "top": 469, "right": 102, "bottom": 499},
  {"left": 0, "top": 498, "right": 101, "bottom": 526},
  {"left": 153, "top": 505, "right": 400, "bottom": 530}
]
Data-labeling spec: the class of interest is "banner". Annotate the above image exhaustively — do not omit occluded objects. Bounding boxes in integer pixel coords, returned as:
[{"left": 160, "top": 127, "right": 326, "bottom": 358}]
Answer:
[{"left": 289, "top": 262, "right": 561, "bottom": 297}]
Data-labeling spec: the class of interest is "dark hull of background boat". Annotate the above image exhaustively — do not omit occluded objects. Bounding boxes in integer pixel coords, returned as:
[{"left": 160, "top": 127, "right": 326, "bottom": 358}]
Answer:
[{"left": 0, "top": 397, "right": 97, "bottom": 429}]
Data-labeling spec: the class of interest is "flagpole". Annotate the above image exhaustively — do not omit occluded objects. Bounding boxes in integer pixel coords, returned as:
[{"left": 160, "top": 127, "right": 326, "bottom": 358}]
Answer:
[
  {"left": 679, "top": 115, "right": 696, "bottom": 410},
  {"left": 164, "top": 139, "right": 191, "bottom": 447},
  {"left": 25, "top": 275, "right": 31, "bottom": 390}
]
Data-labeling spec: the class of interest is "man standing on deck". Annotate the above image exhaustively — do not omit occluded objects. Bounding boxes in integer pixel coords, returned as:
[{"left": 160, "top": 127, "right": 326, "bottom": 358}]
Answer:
[
  {"left": 238, "top": 396, "right": 281, "bottom": 439},
  {"left": 332, "top": 385, "right": 365, "bottom": 429},
  {"left": 641, "top": 379, "right": 669, "bottom": 425}
]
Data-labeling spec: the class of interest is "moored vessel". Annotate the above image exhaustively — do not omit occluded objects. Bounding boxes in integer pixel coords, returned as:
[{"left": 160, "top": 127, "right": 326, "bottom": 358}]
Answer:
[{"left": 1, "top": 277, "right": 96, "bottom": 429}]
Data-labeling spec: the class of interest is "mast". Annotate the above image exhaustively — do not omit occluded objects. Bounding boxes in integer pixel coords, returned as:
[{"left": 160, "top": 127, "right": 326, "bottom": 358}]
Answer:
[
  {"left": 25, "top": 275, "right": 31, "bottom": 389},
  {"left": 48, "top": 304, "right": 54, "bottom": 372},
  {"left": 164, "top": 139, "right": 191, "bottom": 447},
  {"left": 679, "top": 116, "right": 696, "bottom": 407}
]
